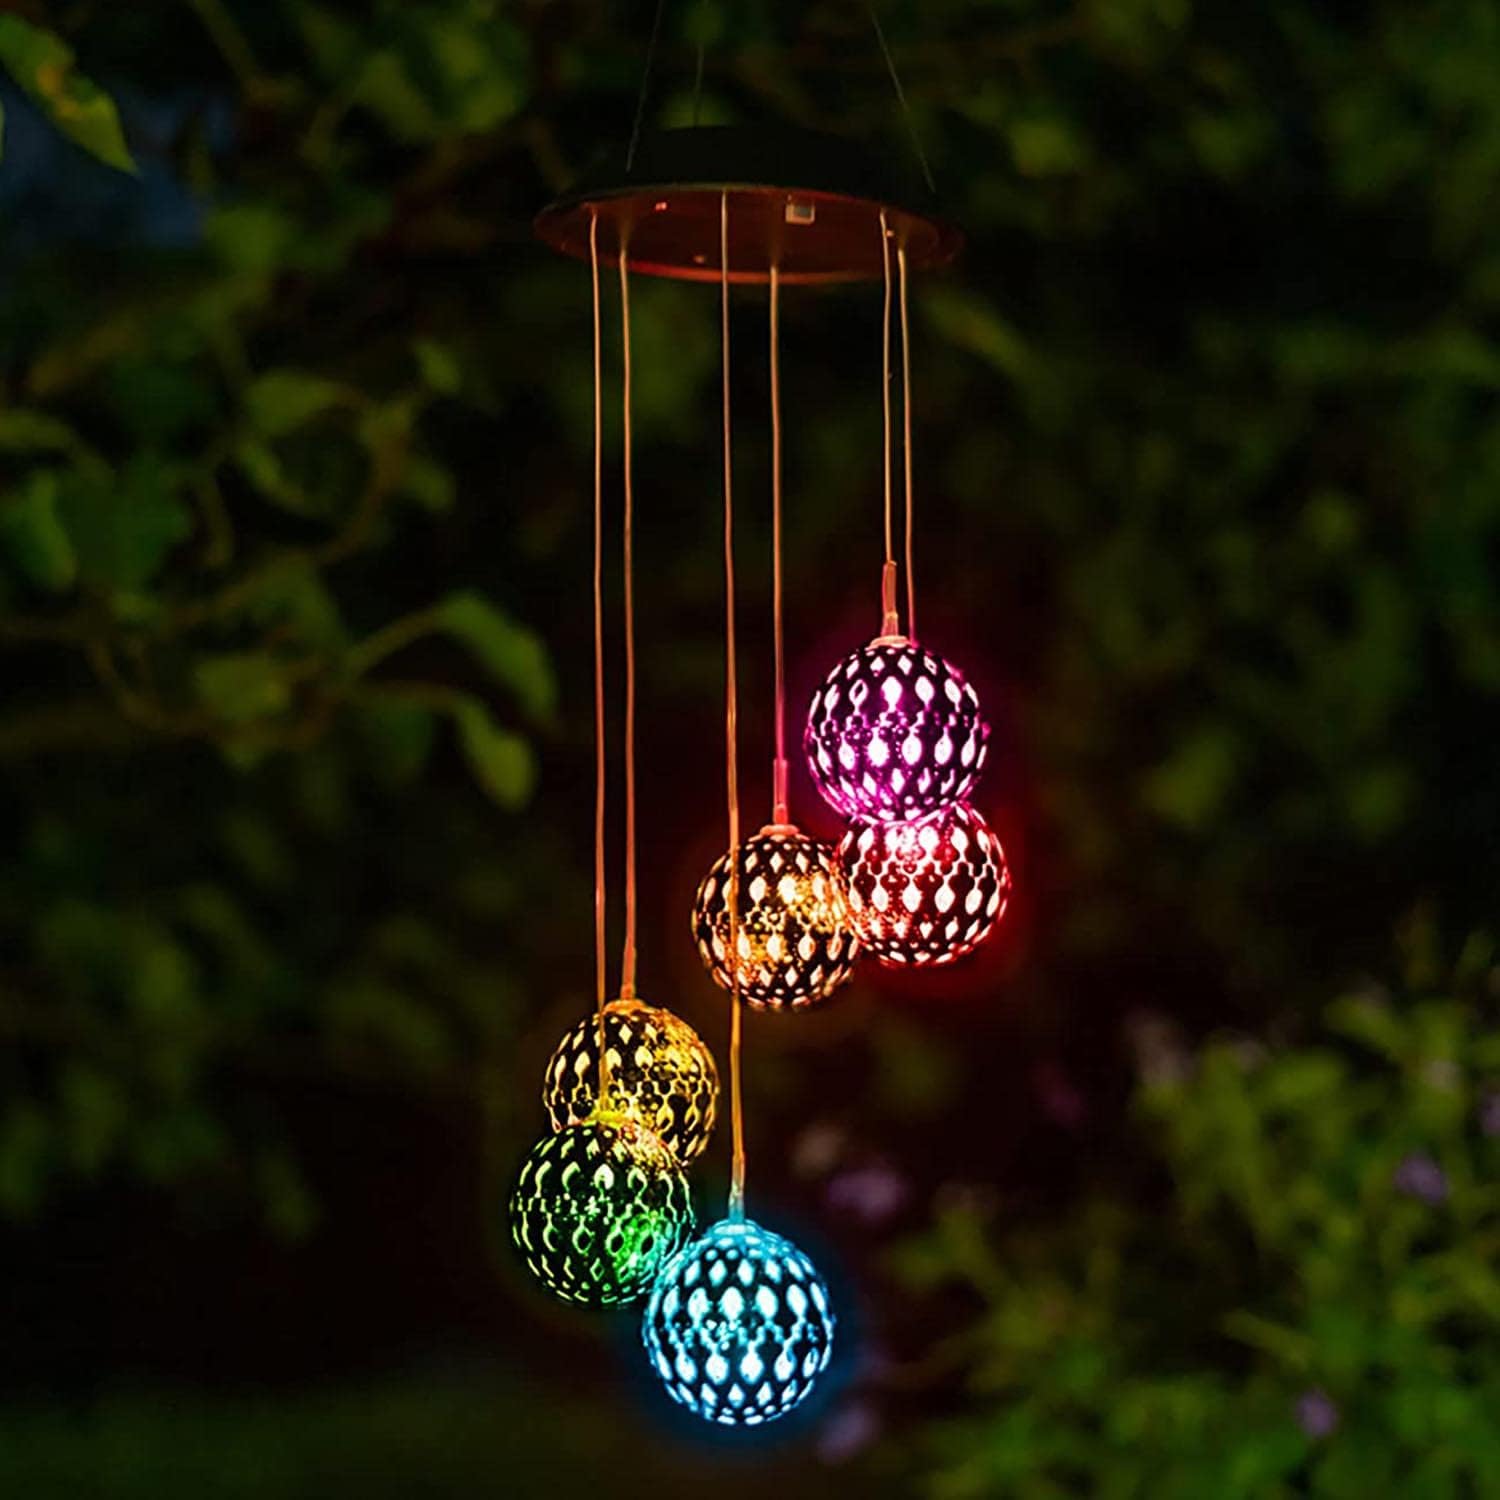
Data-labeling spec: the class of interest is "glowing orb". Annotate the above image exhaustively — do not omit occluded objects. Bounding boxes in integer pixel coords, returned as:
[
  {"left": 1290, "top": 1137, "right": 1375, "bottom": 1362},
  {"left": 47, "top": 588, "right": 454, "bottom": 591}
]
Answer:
[
  {"left": 643, "top": 1216, "right": 835, "bottom": 1426},
  {"left": 542, "top": 998, "right": 719, "bottom": 1165},
  {"left": 691, "top": 827, "right": 858, "bottom": 1010},
  {"left": 508, "top": 1117, "right": 693, "bottom": 1306},
  {"left": 839, "top": 801, "right": 1010, "bottom": 966},
  {"left": 805, "top": 637, "right": 989, "bottom": 822}
]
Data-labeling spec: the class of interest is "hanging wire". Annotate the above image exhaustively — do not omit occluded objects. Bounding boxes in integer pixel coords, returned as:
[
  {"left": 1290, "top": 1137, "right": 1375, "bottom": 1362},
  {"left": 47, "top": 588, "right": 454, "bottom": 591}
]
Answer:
[
  {"left": 691, "top": 0, "right": 709, "bottom": 127},
  {"left": 721, "top": 191, "right": 746, "bottom": 1222},
  {"left": 769, "top": 260, "right": 789, "bottom": 827},
  {"left": 626, "top": 0, "right": 669, "bottom": 173},
  {"left": 618, "top": 241, "right": 639, "bottom": 1002},
  {"left": 589, "top": 212, "right": 612, "bottom": 1105},
  {"left": 863, "top": 0, "right": 937, "bottom": 196},
  {"left": 898, "top": 239, "right": 916, "bottom": 642},
  {"left": 879, "top": 211, "right": 901, "bottom": 639}
]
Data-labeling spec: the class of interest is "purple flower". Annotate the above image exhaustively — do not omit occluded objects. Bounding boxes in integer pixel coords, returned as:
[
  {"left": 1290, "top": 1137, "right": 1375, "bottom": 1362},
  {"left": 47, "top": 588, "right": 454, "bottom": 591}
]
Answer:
[
  {"left": 826, "top": 1163, "right": 909, "bottom": 1225},
  {"left": 1393, "top": 1152, "right": 1448, "bottom": 1204},
  {"left": 1481, "top": 1090, "right": 1500, "bottom": 1139},
  {"left": 1295, "top": 1388, "right": 1339, "bottom": 1439},
  {"left": 818, "top": 1401, "right": 881, "bottom": 1463}
]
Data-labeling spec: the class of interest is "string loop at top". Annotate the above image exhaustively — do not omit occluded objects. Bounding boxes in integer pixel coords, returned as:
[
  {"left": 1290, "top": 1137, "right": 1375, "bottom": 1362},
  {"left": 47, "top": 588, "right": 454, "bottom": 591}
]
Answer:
[
  {"left": 864, "top": 0, "right": 937, "bottom": 196},
  {"left": 626, "top": 0, "right": 669, "bottom": 173}
]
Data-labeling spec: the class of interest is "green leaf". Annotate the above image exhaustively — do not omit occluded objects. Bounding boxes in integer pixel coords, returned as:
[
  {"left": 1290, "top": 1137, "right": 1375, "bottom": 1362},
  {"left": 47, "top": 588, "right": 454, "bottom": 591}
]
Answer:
[
  {"left": 245, "top": 370, "right": 352, "bottom": 437},
  {"left": 0, "top": 1103, "right": 50, "bottom": 1217},
  {"left": 56, "top": 454, "right": 192, "bottom": 592},
  {"left": 58, "top": 1062, "right": 126, "bottom": 1173},
  {"left": 245, "top": 559, "right": 347, "bottom": 649},
  {"left": 193, "top": 652, "right": 294, "bottom": 726},
  {"left": 106, "top": 359, "right": 218, "bottom": 445},
  {"left": 233, "top": 439, "right": 312, "bottom": 513},
  {"left": 0, "top": 17, "right": 134, "bottom": 172},
  {"left": 255, "top": 1149, "right": 318, "bottom": 1241},
  {"left": 0, "top": 471, "right": 77, "bottom": 591},
  {"left": 326, "top": 977, "right": 452, "bottom": 1070},
  {"left": 398, "top": 453, "right": 456, "bottom": 514},
  {"left": 437, "top": 591, "right": 556, "bottom": 720},
  {"left": 450, "top": 696, "right": 535, "bottom": 807},
  {"left": 414, "top": 339, "right": 462, "bottom": 396},
  {"left": 1142, "top": 727, "right": 1240, "bottom": 830},
  {"left": 204, "top": 202, "right": 296, "bottom": 275},
  {"left": 358, "top": 701, "right": 435, "bottom": 785},
  {"left": 0, "top": 407, "right": 85, "bottom": 455}
]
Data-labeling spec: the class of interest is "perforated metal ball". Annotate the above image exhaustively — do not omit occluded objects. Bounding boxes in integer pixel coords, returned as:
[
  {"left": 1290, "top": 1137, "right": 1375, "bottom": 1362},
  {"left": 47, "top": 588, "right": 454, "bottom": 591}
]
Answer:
[
  {"left": 643, "top": 1216, "right": 835, "bottom": 1427},
  {"left": 542, "top": 999, "right": 719, "bottom": 1165},
  {"left": 691, "top": 828, "right": 858, "bottom": 1010},
  {"left": 839, "top": 801, "right": 1011, "bottom": 966},
  {"left": 805, "top": 637, "right": 989, "bottom": 822},
  {"left": 508, "top": 1117, "right": 694, "bottom": 1306}
]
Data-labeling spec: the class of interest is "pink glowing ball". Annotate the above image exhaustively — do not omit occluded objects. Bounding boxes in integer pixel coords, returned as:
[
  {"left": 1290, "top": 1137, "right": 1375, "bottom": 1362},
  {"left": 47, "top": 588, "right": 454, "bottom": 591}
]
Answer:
[{"left": 805, "top": 638, "right": 989, "bottom": 822}]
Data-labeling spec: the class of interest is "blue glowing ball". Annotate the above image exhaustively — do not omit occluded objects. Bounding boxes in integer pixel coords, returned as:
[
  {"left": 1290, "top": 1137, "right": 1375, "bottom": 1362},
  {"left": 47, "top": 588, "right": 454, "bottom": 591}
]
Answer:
[{"left": 643, "top": 1216, "right": 835, "bottom": 1426}]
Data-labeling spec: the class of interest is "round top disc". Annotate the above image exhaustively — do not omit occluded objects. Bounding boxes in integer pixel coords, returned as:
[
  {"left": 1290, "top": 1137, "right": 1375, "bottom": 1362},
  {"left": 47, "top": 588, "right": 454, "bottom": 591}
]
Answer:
[{"left": 535, "top": 125, "right": 962, "bottom": 286}]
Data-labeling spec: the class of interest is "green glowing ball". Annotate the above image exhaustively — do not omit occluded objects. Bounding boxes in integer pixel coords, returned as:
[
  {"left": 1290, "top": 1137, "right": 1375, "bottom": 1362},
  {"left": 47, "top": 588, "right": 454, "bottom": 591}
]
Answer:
[
  {"left": 543, "top": 998, "right": 720, "bottom": 1165},
  {"left": 508, "top": 1116, "right": 694, "bottom": 1306}
]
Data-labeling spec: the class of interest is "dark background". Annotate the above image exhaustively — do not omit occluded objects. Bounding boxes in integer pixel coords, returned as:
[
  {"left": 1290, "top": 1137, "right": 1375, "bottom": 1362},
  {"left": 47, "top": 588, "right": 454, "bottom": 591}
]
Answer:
[{"left": 0, "top": 1, "right": 1496, "bottom": 1495}]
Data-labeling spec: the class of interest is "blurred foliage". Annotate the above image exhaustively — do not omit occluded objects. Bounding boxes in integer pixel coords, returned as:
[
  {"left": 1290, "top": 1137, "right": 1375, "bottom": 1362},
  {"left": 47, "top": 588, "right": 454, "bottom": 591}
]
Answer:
[
  {"left": 891, "top": 937, "right": 1500, "bottom": 1497},
  {"left": 0, "top": 1367, "right": 888, "bottom": 1499},
  {"left": 0, "top": 0, "right": 1495, "bottom": 1492}
]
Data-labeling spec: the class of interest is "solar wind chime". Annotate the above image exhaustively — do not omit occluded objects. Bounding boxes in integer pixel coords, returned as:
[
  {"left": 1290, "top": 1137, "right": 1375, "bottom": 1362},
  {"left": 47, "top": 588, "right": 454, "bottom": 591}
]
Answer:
[{"left": 509, "top": 7, "right": 1011, "bottom": 1429}]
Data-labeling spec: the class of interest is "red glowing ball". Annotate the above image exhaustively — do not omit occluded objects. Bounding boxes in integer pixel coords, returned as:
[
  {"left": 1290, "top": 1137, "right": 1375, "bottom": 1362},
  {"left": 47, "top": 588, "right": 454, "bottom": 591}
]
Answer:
[{"left": 838, "top": 801, "right": 1011, "bottom": 966}]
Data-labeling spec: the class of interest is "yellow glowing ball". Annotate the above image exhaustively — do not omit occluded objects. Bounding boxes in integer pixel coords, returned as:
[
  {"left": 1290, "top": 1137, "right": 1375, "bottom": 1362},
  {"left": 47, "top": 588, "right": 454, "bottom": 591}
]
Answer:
[{"left": 542, "top": 998, "right": 719, "bottom": 1165}]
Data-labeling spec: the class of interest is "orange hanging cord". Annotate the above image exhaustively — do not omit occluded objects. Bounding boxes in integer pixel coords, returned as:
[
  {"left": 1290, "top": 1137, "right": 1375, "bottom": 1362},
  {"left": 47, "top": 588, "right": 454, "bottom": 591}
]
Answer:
[
  {"left": 898, "top": 238, "right": 916, "bottom": 642},
  {"left": 721, "top": 192, "right": 746, "bottom": 1222},
  {"left": 879, "top": 211, "right": 901, "bottom": 639},
  {"left": 589, "top": 212, "right": 611, "bottom": 1107},
  {"left": 618, "top": 239, "right": 639, "bottom": 1003},
  {"left": 769, "top": 260, "right": 789, "bottom": 827}
]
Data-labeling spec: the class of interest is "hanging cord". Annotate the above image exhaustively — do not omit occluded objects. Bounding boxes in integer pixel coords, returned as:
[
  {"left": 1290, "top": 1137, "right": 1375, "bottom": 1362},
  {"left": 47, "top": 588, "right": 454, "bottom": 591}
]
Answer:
[
  {"left": 618, "top": 240, "right": 639, "bottom": 1002},
  {"left": 721, "top": 192, "right": 746, "bottom": 1223},
  {"left": 589, "top": 213, "right": 613, "bottom": 1107},
  {"left": 691, "top": 0, "right": 709, "bottom": 126},
  {"left": 879, "top": 211, "right": 901, "bottom": 639},
  {"left": 626, "top": 0, "right": 669, "bottom": 173},
  {"left": 898, "top": 239, "right": 916, "bottom": 642},
  {"left": 863, "top": 0, "right": 937, "bottom": 196},
  {"left": 769, "top": 261, "right": 789, "bottom": 827}
]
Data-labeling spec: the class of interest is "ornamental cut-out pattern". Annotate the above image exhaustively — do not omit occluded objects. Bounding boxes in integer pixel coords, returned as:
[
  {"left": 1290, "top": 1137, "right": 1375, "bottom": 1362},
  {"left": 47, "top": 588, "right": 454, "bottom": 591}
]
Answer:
[
  {"left": 508, "top": 1118, "right": 693, "bottom": 1306},
  {"left": 804, "top": 639, "right": 989, "bottom": 822},
  {"left": 643, "top": 1218, "right": 835, "bottom": 1427},
  {"left": 543, "top": 999, "right": 719, "bottom": 1165},
  {"left": 839, "top": 800, "right": 1011, "bottom": 966},
  {"left": 692, "top": 829, "right": 859, "bottom": 1010}
]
